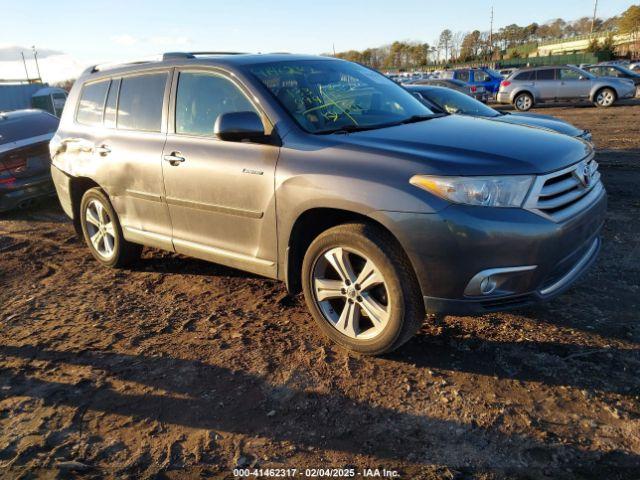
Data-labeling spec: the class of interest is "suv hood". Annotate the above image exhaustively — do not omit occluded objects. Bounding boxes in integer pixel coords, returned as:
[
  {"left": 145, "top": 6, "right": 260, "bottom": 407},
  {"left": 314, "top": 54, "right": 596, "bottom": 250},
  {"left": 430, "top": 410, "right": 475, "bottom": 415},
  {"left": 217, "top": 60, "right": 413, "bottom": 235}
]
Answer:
[{"left": 332, "top": 115, "right": 591, "bottom": 175}]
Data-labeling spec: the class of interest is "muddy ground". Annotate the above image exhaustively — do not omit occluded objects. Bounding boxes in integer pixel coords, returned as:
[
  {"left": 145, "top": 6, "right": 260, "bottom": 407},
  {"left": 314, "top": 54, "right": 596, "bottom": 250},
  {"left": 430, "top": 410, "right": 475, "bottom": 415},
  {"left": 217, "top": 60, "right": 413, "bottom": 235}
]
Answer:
[{"left": 0, "top": 102, "right": 639, "bottom": 480}]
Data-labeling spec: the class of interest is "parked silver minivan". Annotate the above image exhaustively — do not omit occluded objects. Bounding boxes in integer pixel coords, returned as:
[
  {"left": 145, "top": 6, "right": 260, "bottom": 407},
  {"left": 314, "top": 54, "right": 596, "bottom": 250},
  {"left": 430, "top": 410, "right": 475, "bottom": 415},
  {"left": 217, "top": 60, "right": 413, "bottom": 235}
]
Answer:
[
  {"left": 50, "top": 53, "right": 606, "bottom": 355},
  {"left": 497, "top": 65, "right": 636, "bottom": 111}
]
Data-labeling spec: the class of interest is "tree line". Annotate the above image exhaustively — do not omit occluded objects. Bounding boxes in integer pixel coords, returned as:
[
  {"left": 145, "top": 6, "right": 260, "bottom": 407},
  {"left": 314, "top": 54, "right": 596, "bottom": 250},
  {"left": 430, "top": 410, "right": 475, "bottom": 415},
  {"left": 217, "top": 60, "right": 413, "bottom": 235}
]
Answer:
[{"left": 332, "top": 5, "right": 640, "bottom": 69}]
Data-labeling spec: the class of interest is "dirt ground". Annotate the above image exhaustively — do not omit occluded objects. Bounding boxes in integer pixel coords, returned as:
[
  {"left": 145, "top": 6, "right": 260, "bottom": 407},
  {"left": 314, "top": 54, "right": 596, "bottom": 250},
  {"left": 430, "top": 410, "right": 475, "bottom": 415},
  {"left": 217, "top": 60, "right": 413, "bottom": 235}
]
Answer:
[{"left": 1, "top": 101, "right": 639, "bottom": 480}]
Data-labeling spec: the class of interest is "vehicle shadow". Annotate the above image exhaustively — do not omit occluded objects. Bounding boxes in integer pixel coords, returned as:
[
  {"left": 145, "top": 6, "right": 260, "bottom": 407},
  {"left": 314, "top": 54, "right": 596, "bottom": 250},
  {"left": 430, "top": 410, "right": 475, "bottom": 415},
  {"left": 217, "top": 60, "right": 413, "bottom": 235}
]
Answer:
[
  {"left": 0, "top": 197, "right": 69, "bottom": 223},
  {"left": 1, "top": 344, "right": 637, "bottom": 476},
  {"left": 389, "top": 325, "right": 639, "bottom": 397},
  {"left": 132, "top": 252, "right": 261, "bottom": 279}
]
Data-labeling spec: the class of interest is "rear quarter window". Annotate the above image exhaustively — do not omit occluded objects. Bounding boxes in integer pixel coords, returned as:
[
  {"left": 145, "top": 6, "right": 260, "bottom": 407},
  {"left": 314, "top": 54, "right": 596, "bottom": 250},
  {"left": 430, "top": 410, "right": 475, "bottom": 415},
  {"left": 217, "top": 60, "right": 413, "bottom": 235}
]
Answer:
[
  {"left": 117, "top": 73, "right": 167, "bottom": 132},
  {"left": 514, "top": 71, "right": 534, "bottom": 81},
  {"left": 76, "top": 80, "right": 110, "bottom": 126}
]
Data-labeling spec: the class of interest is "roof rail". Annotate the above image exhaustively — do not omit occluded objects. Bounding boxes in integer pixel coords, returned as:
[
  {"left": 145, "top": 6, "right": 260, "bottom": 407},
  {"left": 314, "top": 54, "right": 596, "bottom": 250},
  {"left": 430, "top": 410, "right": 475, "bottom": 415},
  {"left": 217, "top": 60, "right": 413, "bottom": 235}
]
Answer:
[
  {"left": 86, "top": 57, "right": 160, "bottom": 74},
  {"left": 84, "top": 51, "right": 249, "bottom": 75},
  {"left": 189, "top": 51, "right": 248, "bottom": 56},
  {"left": 162, "top": 52, "right": 195, "bottom": 60}
]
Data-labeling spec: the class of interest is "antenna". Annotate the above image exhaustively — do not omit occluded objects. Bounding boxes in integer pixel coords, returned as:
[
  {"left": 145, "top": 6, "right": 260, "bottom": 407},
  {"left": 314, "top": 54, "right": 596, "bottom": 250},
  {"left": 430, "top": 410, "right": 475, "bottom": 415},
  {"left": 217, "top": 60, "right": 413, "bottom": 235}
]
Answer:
[
  {"left": 32, "top": 46, "right": 42, "bottom": 81},
  {"left": 21, "top": 51, "right": 30, "bottom": 81}
]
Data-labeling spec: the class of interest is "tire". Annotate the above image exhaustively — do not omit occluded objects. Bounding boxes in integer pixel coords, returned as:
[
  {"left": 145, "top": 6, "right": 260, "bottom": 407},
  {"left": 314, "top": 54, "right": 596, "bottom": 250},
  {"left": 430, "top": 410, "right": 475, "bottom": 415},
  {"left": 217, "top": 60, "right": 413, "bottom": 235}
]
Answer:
[
  {"left": 301, "top": 223, "right": 425, "bottom": 355},
  {"left": 593, "top": 87, "right": 616, "bottom": 108},
  {"left": 79, "top": 188, "right": 141, "bottom": 267},
  {"left": 514, "top": 92, "right": 534, "bottom": 111}
]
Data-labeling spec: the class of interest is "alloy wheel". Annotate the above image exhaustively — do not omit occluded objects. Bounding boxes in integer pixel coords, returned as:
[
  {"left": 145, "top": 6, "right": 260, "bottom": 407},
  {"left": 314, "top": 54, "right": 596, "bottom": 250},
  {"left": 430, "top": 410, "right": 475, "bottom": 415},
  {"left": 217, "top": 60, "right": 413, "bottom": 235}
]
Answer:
[
  {"left": 596, "top": 90, "right": 615, "bottom": 107},
  {"left": 516, "top": 95, "right": 532, "bottom": 111},
  {"left": 311, "top": 247, "right": 390, "bottom": 340},
  {"left": 84, "top": 199, "right": 116, "bottom": 259}
]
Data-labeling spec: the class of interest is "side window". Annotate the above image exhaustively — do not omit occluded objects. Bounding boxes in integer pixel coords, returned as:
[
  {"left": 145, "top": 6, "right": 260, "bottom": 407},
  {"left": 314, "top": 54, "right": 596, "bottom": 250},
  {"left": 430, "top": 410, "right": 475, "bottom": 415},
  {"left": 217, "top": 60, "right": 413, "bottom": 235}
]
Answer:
[
  {"left": 76, "top": 80, "right": 109, "bottom": 126},
  {"left": 606, "top": 67, "right": 621, "bottom": 77},
  {"left": 474, "top": 71, "right": 489, "bottom": 82},
  {"left": 52, "top": 92, "right": 67, "bottom": 116},
  {"left": 560, "top": 69, "right": 581, "bottom": 80},
  {"left": 117, "top": 73, "right": 167, "bottom": 132},
  {"left": 536, "top": 69, "right": 556, "bottom": 81},
  {"left": 515, "top": 71, "right": 534, "bottom": 81},
  {"left": 175, "top": 71, "right": 259, "bottom": 136},
  {"left": 104, "top": 79, "right": 120, "bottom": 128},
  {"left": 456, "top": 70, "right": 470, "bottom": 82}
]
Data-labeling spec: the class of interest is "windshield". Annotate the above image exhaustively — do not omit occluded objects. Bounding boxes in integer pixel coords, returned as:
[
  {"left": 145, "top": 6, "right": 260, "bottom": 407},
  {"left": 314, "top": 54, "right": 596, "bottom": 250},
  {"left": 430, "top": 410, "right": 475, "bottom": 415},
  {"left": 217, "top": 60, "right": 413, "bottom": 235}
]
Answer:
[
  {"left": 418, "top": 87, "right": 500, "bottom": 118},
  {"left": 248, "top": 60, "right": 434, "bottom": 133},
  {"left": 484, "top": 68, "right": 502, "bottom": 78},
  {"left": 613, "top": 65, "right": 638, "bottom": 76},
  {"left": 573, "top": 67, "right": 595, "bottom": 79},
  {"left": 0, "top": 112, "right": 59, "bottom": 145}
]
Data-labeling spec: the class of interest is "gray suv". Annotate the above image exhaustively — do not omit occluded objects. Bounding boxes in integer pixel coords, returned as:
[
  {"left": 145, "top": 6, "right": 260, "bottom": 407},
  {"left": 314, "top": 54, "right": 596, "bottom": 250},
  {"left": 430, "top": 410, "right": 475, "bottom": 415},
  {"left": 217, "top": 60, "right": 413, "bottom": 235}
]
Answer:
[
  {"left": 51, "top": 53, "right": 606, "bottom": 354},
  {"left": 497, "top": 65, "right": 636, "bottom": 111}
]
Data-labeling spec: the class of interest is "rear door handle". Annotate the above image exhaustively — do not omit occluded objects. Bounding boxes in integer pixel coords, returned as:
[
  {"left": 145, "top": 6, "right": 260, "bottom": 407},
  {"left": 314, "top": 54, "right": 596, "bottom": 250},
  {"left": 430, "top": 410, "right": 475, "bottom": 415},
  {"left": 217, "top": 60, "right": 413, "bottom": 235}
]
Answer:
[
  {"left": 94, "top": 144, "right": 111, "bottom": 156},
  {"left": 163, "top": 152, "right": 186, "bottom": 166}
]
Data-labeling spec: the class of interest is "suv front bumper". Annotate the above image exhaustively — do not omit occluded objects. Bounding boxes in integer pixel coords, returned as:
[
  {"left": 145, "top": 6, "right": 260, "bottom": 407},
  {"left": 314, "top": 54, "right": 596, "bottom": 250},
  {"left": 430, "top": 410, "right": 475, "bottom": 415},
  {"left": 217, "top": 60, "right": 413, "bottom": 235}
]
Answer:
[{"left": 372, "top": 187, "right": 606, "bottom": 315}]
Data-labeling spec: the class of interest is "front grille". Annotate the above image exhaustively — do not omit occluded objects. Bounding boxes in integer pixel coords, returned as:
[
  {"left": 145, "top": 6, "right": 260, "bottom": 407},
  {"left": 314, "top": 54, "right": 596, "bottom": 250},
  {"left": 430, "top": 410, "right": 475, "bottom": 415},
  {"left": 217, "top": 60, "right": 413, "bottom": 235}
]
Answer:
[{"left": 524, "top": 156, "right": 603, "bottom": 222}]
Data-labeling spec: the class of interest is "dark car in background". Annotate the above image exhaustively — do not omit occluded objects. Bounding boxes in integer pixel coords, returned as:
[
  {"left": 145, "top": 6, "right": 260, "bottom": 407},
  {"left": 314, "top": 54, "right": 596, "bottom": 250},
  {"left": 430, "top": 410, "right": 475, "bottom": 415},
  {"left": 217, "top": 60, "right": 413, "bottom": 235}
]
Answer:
[
  {"left": 412, "top": 78, "right": 488, "bottom": 102},
  {"left": 442, "top": 67, "right": 503, "bottom": 95},
  {"left": 406, "top": 84, "right": 592, "bottom": 142},
  {"left": 0, "top": 109, "right": 58, "bottom": 212},
  {"left": 582, "top": 63, "right": 640, "bottom": 89}
]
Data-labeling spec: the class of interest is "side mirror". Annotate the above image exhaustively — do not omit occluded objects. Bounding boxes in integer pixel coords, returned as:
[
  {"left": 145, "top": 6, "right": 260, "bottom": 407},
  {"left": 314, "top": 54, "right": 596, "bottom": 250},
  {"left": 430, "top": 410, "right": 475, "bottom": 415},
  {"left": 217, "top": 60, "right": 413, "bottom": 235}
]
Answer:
[
  {"left": 214, "top": 111, "right": 265, "bottom": 142},
  {"left": 579, "top": 75, "right": 589, "bottom": 81}
]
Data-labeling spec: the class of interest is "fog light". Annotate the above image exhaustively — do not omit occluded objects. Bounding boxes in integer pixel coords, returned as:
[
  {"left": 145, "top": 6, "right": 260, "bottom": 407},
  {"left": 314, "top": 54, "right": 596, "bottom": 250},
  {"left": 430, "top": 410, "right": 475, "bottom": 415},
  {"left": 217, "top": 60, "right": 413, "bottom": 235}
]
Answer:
[
  {"left": 464, "top": 265, "right": 537, "bottom": 297},
  {"left": 480, "top": 277, "right": 497, "bottom": 295}
]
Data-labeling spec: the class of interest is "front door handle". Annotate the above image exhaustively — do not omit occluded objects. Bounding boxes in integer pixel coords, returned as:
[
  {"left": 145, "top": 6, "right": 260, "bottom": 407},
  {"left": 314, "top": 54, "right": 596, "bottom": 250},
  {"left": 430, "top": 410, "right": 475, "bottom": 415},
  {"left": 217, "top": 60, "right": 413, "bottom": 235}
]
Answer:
[
  {"left": 94, "top": 144, "right": 111, "bottom": 156},
  {"left": 163, "top": 152, "right": 186, "bottom": 166}
]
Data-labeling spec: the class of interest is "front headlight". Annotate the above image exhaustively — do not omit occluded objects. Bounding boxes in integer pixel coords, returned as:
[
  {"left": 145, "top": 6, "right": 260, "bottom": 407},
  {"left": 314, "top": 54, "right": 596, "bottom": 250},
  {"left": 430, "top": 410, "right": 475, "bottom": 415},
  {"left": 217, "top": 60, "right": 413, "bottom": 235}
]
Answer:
[{"left": 410, "top": 175, "right": 534, "bottom": 208}]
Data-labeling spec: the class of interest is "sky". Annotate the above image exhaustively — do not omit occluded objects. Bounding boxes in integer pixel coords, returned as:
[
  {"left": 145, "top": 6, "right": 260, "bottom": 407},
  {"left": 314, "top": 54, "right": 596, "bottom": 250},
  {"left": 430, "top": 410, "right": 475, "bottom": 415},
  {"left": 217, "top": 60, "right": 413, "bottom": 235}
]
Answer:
[{"left": 3, "top": 0, "right": 636, "bottom": 65}]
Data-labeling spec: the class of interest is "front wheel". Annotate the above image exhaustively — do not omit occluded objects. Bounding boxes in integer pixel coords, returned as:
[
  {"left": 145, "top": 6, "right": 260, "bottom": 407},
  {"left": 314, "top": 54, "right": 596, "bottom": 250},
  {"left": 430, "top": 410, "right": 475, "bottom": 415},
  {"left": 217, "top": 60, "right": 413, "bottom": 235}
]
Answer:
[
  {"left": 301, "top": 223, "right": 425, "bottom": 355},
  {"left": 514, "top": 92, "right": 534, "bottom": 111},
  {"left": 80, "top": 188, "right": 142, "bottom": 268},
  {"left": 594, "top": 88, "right": 616, "bottom": 107}
]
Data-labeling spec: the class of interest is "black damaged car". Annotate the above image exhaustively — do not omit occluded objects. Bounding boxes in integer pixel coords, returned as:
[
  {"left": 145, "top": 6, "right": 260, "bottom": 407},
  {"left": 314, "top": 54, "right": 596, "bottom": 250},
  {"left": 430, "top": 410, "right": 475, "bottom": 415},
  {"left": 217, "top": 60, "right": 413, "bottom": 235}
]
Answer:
[{"left": 0, "top": 109, "right": 59, "bottom": 212}]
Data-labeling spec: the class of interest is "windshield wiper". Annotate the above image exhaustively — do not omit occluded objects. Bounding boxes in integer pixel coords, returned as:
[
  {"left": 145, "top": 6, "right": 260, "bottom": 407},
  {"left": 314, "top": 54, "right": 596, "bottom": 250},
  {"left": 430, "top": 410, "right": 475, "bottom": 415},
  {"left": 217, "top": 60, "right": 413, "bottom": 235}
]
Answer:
[
  {"left": 396, "top": 113, "right": 446, "bottom": 125},
  {"left": 315, "top": 124, "right": 382, "bottom": 135},
  {"left": 399, "top": 114, "right": 437, "bottom": 124},
  {"left": 315, "top": 114, "right": 443, "bottom": 135}
]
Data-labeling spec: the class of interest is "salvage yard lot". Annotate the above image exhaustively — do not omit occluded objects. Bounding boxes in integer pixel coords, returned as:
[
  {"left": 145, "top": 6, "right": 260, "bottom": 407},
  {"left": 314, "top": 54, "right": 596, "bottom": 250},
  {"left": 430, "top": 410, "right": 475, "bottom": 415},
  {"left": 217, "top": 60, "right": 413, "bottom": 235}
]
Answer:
[{"left": 1, "top": 102, "right": 639, "bottom": 479}]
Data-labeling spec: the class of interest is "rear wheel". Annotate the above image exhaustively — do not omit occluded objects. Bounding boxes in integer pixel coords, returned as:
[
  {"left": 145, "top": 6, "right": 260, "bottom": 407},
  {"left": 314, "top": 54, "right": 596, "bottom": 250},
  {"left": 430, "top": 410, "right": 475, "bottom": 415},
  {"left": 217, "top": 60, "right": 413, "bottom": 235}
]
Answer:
[
  {"left": 514, "top": 92, "right": 533, "bottom": 111},
  {"left": 301, "top": 223, "right": 424, "bottom": 355},
  {"left": 80, "top": 188, "right": 141, "bottom": 267},
  {"left": 594, "top": 88, "right": 616, "bottom": 107}
]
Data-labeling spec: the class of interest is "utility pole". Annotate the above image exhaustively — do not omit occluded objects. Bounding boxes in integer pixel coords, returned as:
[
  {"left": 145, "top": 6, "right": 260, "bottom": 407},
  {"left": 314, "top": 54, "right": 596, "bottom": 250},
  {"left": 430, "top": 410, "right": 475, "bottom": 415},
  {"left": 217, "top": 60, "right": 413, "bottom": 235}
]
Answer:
[
  {"left": 21, "top": 52, "right": 30, "bottom": 81},
  {"left": 32, "top": 45, "right": 42, "bottom": 81},
  {"left": 590, "top": 0, "right": 598, "bottom": 34},
  {"left": 489, "top": 6, "right": 494, "bottom": 60}
]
